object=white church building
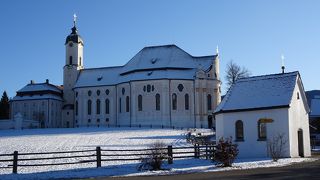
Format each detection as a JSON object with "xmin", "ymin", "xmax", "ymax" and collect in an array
[
  {"xmin": 11, "ymin": 17, "xmax": 221, "ymax": 129},
  {"xmin": 215, "ymin": 71, "xmax": 311, "ymax": 158}
]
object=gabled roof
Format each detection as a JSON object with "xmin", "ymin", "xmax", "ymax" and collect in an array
[
  {"xmin": 215, "ymin": 71, "xmax": 299, "ymax": 114},
  {"xmin": 120, "ymin": 45, "xmax": 215, "ymax": 75},
  {"xmin": 74, "ymin": 45, "xmax": 216, "ymax": 88}
]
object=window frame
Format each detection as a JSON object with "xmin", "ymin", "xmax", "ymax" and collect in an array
[{"xmin": 235, "ymin": 120, "xmax": 244, "ymax": 141}]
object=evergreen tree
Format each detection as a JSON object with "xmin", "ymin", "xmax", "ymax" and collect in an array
[{"xmin": 0, "ymin": 91, "xmax": 10, "ymax": 119}]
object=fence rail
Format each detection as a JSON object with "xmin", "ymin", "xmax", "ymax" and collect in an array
[{"xmin": 0, "ymin": 144, "xmax": 215, "ymax": 174}]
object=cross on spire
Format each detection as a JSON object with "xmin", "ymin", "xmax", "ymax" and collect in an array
[
  {"xmin": 281, "ymin": 54, "xmax": 285, "ymax": 74},
  {"xmin": 73, "ymin": 13, "xmax": 77, "ymax": 27}
]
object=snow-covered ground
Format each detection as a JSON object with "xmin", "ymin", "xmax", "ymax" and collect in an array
[{"xmin": 0, "ymin": 128, "xmax": 316, "ymax": 180}]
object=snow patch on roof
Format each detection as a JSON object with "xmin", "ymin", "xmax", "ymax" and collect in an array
[
  {"xmin": 12, "ymin": 94, "xmax": 63, "ymax": 101},
  {"xmin": 17, "ymin": 83, "xmax": 62, "ymax": 93},
  {"xmin": 215, "ymin": 71, "xmax": 299, "ymax": 113},
  {"xmin": 75, "ymin": 45, "xmax": 216, "ymax": 88}
]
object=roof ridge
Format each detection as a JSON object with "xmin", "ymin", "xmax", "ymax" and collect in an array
[
  {"xmin": 237, "ymin": 71, "xmax": 298, "ymax": 82},
  {"xmin": 83, "ymin": 66, "xmax": 123, "ymax": 71}
]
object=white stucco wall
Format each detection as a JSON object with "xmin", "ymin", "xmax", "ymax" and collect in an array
[
  {"xmin": 10, "ymin": 99, "xmax": 62, "ymax": 128},
  {"xmin": 216, "ymin": 108, "xmax": 291, "ymax": 158},
  {"xmin": 288, "ymin": 79, "xmax": 311, "ymax": 157}
]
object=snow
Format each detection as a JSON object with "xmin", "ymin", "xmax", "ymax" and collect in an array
[
  {"xmin": 17, "ymin": 83, "xmax": 62, "ymax": 94},
  {"xmin": 74, "ymin": 45, "xmax": 216, "ymax": 88},
  {"xmin": 215, "ymin": 72, "xmax": 298, "ymax": 113},
  {"xmin": 0, "ymin": 128, "xmax": 315, "ymax": 179}
]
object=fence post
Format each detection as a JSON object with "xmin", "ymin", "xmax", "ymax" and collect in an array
[
  {"xmin": 194, "ymin": 144, "xmax": 199, "ymax": 158},
  {"xmin": 205, "ymin": 144, "xmax": 208, "ymax": 160},
  {"xmin": 13, "ymin": 151, "xmax": 18, "ymax": 174},
  {"xmin": 167, "ymin": 145, "xmax": 173, "ymax": 164},
  {"xmin": 96, "ymin": 147, "xmax": 101, "ymax": 168}
]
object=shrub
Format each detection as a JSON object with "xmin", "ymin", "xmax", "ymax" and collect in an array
[
  {"xmin": 213, "ymin": 137, "xmax": 239, "ymax": 167},
  {"xmin": 267, "ymin": 133, "xmax": 287, "ymax": 162},
  {"xmin": 137, "ymin": 141, "xmax": 168, "ymax": 171}
]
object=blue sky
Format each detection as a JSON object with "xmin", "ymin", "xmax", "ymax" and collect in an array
[{"xmin": 0, "ymin": 0, "xmax": 319, "ymax": 97}]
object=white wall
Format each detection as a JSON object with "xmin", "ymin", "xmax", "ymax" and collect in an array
[
  {"xmin": 216, "ymin": 108, "xmax": 291, "ymax": 158},
  {"xmin": 288, "ymin": 78, "xmax": 311, "ymax": 157}
]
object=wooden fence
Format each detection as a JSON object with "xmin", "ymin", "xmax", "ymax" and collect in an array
[{"xmin": 0, "ymin": 144, "xmax": 215, "ymax": 174}]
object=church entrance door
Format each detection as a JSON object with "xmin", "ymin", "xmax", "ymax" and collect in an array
[{"xmin": 208, "ymin": 116, "xmax": 213, "ymax": 129}]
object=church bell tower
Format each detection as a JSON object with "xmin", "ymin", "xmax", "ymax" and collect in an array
[{"xmin": 62, "ymin": 14, "xmax": 84, "ymax": 128}]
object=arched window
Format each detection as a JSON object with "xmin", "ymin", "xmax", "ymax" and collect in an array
[
  {"xmin": 235, "ymin": 120, "xmax": 244, "ymax": 141},
  {"xmin": 185, "ymin": 94, "xmax": 189, "ymax": 110},
  {"xmin": 156, "ymin": 94, "xmax": 160, "ymax": 110},
  {"xmin": 207, "ymin": 94, "xmax": 212, "ymax": 110},
  {"xmin": 75, "ymin": 101, "xmax": 78, "ymax": 116},
  {"xmin": 138, "ymin": 95, "xmax": 142, "ymax": 111},
  {"xmin": 69, "ymin": 56, "xmax": 72, "ymax": 65},
  {"xmin": 119, "ymin": 98, "xmax": 122, "ymax": 113},
  {"xmin": 258, "ymin": 119, "xmax": 267, "ymax": 140},
  {"xmin": 172, "ymin": 93, "xmax": 177, "ymax": 110},
  {"xmin": 126, "ymin": 96, "xmax": 130, "ymax": 112},
  {"xmin": 96, "ymin": 99, "xmax": 100, "ymax": 114},
  {"xmin": 105, "ymin": 99, "xmax": 110, "ymax": 114},
  {"xmin": 87, "ymin": 100, "xmax": 92, "ymax": 115}
]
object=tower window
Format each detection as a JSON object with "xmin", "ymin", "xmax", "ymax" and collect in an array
[
  {"xmin": 138, "ymin": 95, "xmax": 143, "ymax": 111},
  {"xmin": 126, "ymin": 96, "xmax": 130, "ymax": 112},
  {"xmin": 69, "ymin": 56, "xmax": 72, "ymax": 65},
  {"xmin": 75, "ymin": 101, "xmax": 78, "ymax": 116},
  {"xmin": 185, "ymin": 94, "xmax": 189, "ymax": 110},
  {"xmin": 172, "ymin": 93, "xmax": 177, "ymax": 110},
  {"xmin": 119, "ymin": 98, "xmax": 122, "ymax": 113},
  {"xmin": 87, "ymin": 100, "xmax": 92, "ymax": 115},
  {"xmin": 79, "ymin": 57, "xmax": 82, "ymax": 66},
  {"xmin": 105, "ymin": 99, "xmax": 110, "ymax": 114},
  {"xmin": 96, "ymin": 99, "xmax": 101, "ymax": 114},
  {"xmin": 207, "ymin": 94, "xmax": 212, "ymax": 110},
  {"xmin": 156, "ymin": 94, "xmax": 160, "ymax": 111}
]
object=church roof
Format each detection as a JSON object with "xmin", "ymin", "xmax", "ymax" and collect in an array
[
  {"xmin": 214, "ymin": 71, "xmax": 300, "ymax": 114},
  {"xmin": 17, "ymin": 82, "xmax": 62, "ymax": 94},
  {"xmin": 12, "ymin": 81, "xmax": 63, "ymax": 101},
  {"xmin": 74, "ymin": 45, "xmax": 216, "ymax": 88}
]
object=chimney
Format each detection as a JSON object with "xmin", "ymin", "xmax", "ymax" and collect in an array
[
  {"xmin": 46, "ymin": 79, "xmax": 49, "ymax": 84},
  {"xmin": 30, "ymin": 80, "xmax": 35, "ymax": 84}
]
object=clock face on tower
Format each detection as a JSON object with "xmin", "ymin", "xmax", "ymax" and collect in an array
[{"xmin": 69, "ymin": 42, "xmax": 73, "ymax": 47}]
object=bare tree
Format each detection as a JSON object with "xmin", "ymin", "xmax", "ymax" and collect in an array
[
  {"xmin": 267, "ymin": 133, "xmax": 288, "ymax": 162},
  {"xmin": 225, "ymin": 60, "xmax": 251, "ymax": 89}
]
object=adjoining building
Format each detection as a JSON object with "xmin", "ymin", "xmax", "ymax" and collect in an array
[
  {"xmin": 215, "ymin": 71, "xmax": 311, "ymax": 158},
  {"xmin": 10, "ymin": 80, "xmax": 63, "ymax": 128},
  {"xmin": 306, "ymin": 90, "xmax": 320, "ymax": 134}
]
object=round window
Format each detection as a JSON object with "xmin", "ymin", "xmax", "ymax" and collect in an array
[
  {"xmin": 97, "ymin": 90, "xmax": 100, "ymax": 96},
  {"xmin": 106, "ymin": 89, "xmax": 110, "ymax": 95},
  {"xmin": 88, "ymin": 90, "xmax": 92, "ymax": 96}
]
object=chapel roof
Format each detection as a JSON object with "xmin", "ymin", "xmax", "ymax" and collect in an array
[{"xmin": 214, "ymin": 71, "xmax": 301, "ymax": 114}]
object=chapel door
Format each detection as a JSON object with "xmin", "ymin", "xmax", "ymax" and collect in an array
[{"xmin": 298, "ymin": 129, "xmax": 304, "ymax": 157}]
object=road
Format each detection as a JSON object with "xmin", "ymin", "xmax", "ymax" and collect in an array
[{"xmin": 96, "ymin": 157, "xmax": 320, "ymax": 180}]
